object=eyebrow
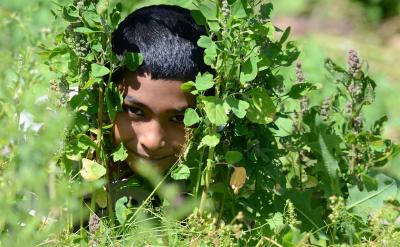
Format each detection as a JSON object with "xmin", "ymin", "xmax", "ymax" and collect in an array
[{"xmin": 123, "ymin": 95, "xmax": 190, "ymax": 113}]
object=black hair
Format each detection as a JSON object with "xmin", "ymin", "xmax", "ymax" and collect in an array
[{"xmin": 112, "ymin": 5, "xmax": 210, "ymax": 82}]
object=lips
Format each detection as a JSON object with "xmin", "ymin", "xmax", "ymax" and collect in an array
[{"xmin": 127, "ymin": 149, "xmax": 173, "ymax": 162}]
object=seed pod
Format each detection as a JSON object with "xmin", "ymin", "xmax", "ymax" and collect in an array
[{"xmin": 230, "ymin": 167, "xmax": 247, "ymax": 194}]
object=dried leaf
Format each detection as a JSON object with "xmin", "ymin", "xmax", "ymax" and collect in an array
[{"xmin": 230, "ymin": 167, "xmax": 247, "ymax": 194}]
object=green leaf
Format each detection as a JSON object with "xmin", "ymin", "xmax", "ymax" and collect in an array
[
  {"xmin": 115, "ymin": 196, "xmax": 130, "ymax": 225},
  {"xmin": 287, "ymin": 82, "xmax": 315, "ymax": 99},
  {"xmin": 197, "ymin": 35, "xmax": 213, "ymax": 48},
  {"xmin": 315, "ymin": 118, "xmax": 341, "ymax": 195},
  {"xmin": 199, "ymin": 134, "xmax": 220, "ymax": 149},
  {"xmin": 230, "ymin": 0, "xmax": 248, "ymax": 18},
  {"xmin": 197, "ymin": 36, "xmax": 217, "ymax": 65},
  {"xmin": 202, "ymin": 96, "xmax": 228, "ymax": 126},
  {"xmin": 82, "ymin": 10, "xmax": 101, "ymax": 28},
  {"xmin": 124, "ymin": 52, "xmax": 144, "ymax": 71},
  {"xmin": 195, "ymin": 72, "xmax": 214, "ymax": 91},
  {"xmin": 80, "ymin": 158, "xmax": 106, "ymax": 182},
  {"xmin": 240, "ymin": 55, "xmax": 258, "ymax": 83},
  {"xmin": 191, "ymin": 9, "xmax": 206, "ymax": 25},
  {"xmin": 77, "ymin": 134, "xmax": 97, "ymax": 149},
  {"xmin": 347, "ymin": 173, "xmax": 397, "ymax": 221},
  {"xmin": 259, "ymin": 3, "xmax": 273, "ymax": 20},
  {"xmin": 225, "ymin": 151, "xmax": 243, "ymax": 164},
  {"xmin": 225, "ymin": 97, "xmax": 249, "ymax": 119},
  {"xmin": 245, "ymin": 88, "xmax": 276, "ymax": 124},
  {"xmin": 198, "ymin": 0, "xmax": 218, "ymax": 20},
  {"xmin": 96, "ymin": 0, "xmax": 109, "ymax": 14},
  {"xmin": 171, "ymin": 164, "xmax": 190, "ymax": 180},
  {"xmin": 112, "ymin": 143, "xmax": 128, "ymax": 162},
  {"xmin": 74, "ymin": 27, "xmax": 96, "ymax": 34},
  {"xmin": 91, "ymin": 63, "xmax": 110, "ymax": 77},
  {"xmin": 361, "ymin": 174, "xmax": 378, "ymax": 191},
  {"xmin": 184, "ymin": 108, "xmax": 200, "ymax": 126},
  {"xmin": 180, "ymin": 81, "xmax": 195, "ymax": 92},
  {"xmin": 279, "ymin": 26, "xmax": 291, "ymax": 44},
  {"xmin": 105, "ymin": 81, "xmax": 123, "ymax": 121}
]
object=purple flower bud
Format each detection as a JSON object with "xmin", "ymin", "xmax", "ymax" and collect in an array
[
  {"xmin": 295, "ymin": 61, "xmax": 305, "ymax": 84},
  {"xmin": 354, "ymin": 115, "xmax": 362, "ymax": 131},
  {"xmin": 348, "ymin": 49, "xmax": 361, "ymax": 78},
  {"xmin": 300, "ymin": 96, "xmax": 309, "ymax": 114},
  {"xmin": 222, "ymin": 0, "xmax": 230, "ymax": 18}
]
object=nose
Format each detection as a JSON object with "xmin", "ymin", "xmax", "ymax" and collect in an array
[{"xmin": 138, "ymin": 120, "xmax": 166, "ymax": 152}]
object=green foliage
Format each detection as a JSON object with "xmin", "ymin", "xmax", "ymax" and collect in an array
[{"xmin": 1, "ymin": 0, "xmax": 400, "ymax": 246}]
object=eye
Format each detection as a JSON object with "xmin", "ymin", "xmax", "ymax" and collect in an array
[
  {"xmin": 171, "ymin": 114, "xmax": 184, "ymax": 124},
  {"xmin": 124, "ymin": 105, "xmax": 144, "ymax": 117}
]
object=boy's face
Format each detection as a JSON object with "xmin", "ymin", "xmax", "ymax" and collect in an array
[{"xmin": 112, "ymin": 71, "xmax": 195, "ymax": 172}]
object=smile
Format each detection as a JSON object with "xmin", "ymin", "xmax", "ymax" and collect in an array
[{"xmin": 128, "ymin": 150, "xmax": 172, "ymax": 162}]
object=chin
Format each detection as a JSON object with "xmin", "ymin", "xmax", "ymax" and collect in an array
[{"xmin": 126, "ymin": 153, "xmax": 177, "ymax": 175}]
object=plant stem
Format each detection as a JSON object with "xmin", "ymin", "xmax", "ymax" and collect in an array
[
  {"xmin": 198, "ymin": 129, "xmax": 216, "ymax": 216},
  {"xmin": 194, "ymin": 150, "xmax": 205, "ymax": 198}
]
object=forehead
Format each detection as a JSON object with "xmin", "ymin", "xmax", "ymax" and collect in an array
[{"xmin": 121, "ymin": 72, "xmax": 195, "ymax": 112}]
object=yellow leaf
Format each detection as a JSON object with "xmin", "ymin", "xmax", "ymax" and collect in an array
[
  {"xmin": 80, "ymin": 158, "xmax": 106, "ymax": 182},
  {"xmin": 230, "ymin": 167, "xmax": 247, "ymax": 194}
]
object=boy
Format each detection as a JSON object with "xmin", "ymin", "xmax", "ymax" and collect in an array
[{"xmin": 111, "ymin": 5, "xmax": 210, "ymax": 174}]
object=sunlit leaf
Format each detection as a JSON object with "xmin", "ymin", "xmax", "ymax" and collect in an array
[
  {"xmin": 202, "ymin": 96, "xmax": 228, "ymax": 126},
  {"xmin": 91, "ymin": 63, "xmax": 110, "ymax": 77},
  {"xmin": 195, "ymin": 72, "xmax": 214, "ymax": 91},
  {"xmin": 112, "ymin": 143, "xmax": 128, "ymax": 162},
  {"xmin": 80, "ymin": 158, "xmax": 106, "ymax": 182},
  {"xmin": 198, "ymin": 134, "xmax": 220, "ymax": 149},
  {"xmin": 184, "ymin": 108, "xmax": 200, "ymax": 126},
  {"xmin": 171, "ymin": 164, "xmax": 190, "ymax": 180}
]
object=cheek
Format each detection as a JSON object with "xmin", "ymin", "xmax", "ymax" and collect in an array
[
  {"xmin": 166, "ymin": 125, "xmax": 186, "ymax": 148},
  {"xmin": 112, "ymin": 113, "xmax": 136, "ymax": 144}
]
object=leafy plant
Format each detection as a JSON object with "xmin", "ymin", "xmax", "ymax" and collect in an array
[{"xmin": 1, "ymin": 0, "xmax": 399, "ymax": 246}]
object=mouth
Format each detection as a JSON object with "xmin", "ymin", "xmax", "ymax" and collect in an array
[{"xmin": 128, "ymin": 150, "xmax": 173, "ymax": 162}]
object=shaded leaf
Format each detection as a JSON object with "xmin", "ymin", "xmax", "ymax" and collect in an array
[
  {"xmin": 198, "ymin": 0, "xmax": 218, "ymax": 20},
  {"xmin": 124, "ymin": 52, "xmax": 144, "ymax": 71},
  {"xmin": 115, "ymin": 196, "xmax": 129, "ymax": 225},
  {"xmin": 245, "ymin": 88, "xmax": 276, "ymax": 124},
  {"xmin": 240, "ymin": 55, "xmax": 258, "ymax": 83},
  {"xmin": 347, "ymin": 173, "xmax": 397, "ymax": 221},
  {"xmin": 225, "ymin": 97, "xmax": 249, "ymax": 118},
  {"xmin": 225, "ymin": 151, "xmax": 243, "ymax": 164}
]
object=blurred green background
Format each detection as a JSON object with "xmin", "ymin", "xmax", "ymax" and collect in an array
[{"xmin": 1, "ymin": 0, "xmax": 399, "ymax": 177}]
